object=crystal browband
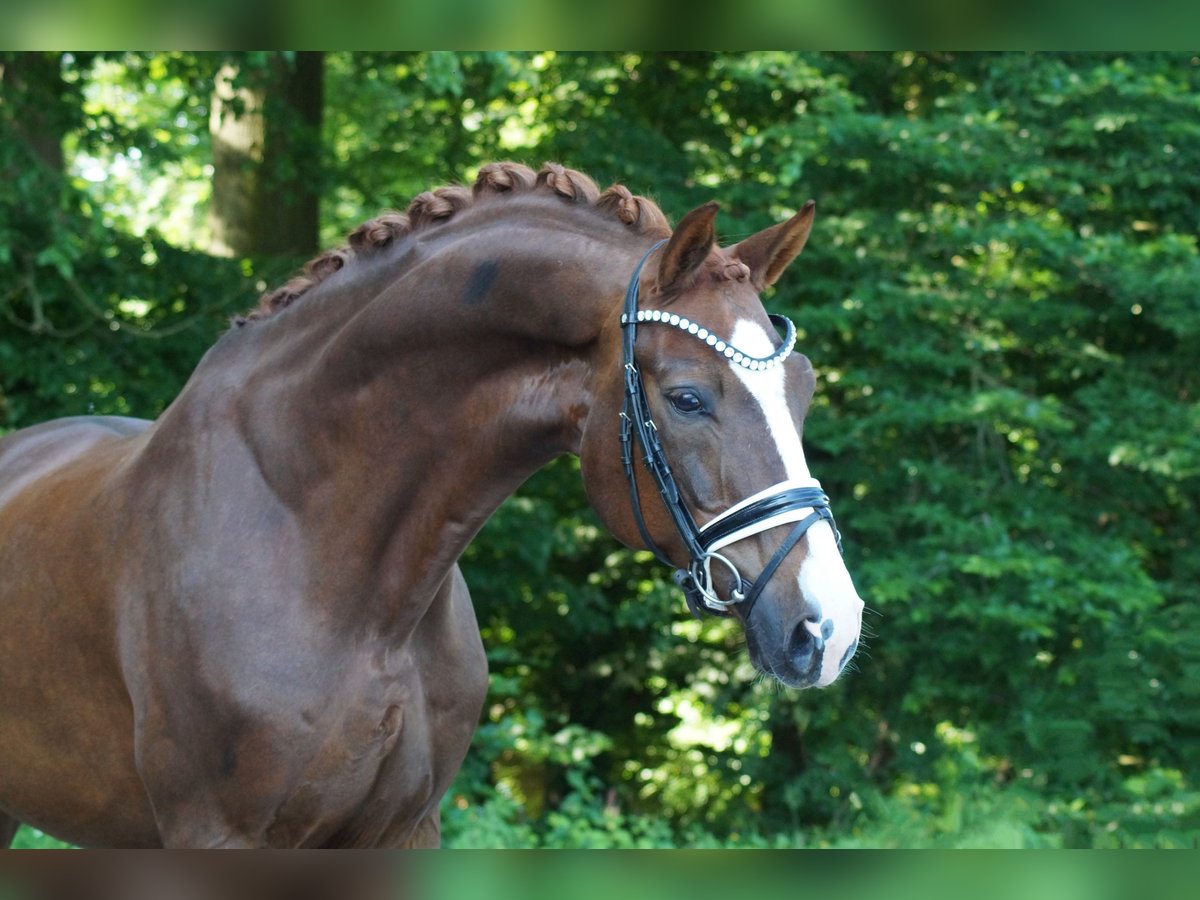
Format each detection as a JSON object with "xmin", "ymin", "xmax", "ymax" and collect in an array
[{"xmin": 619, "ymin": 310, "xmax": 797, "ymax": 371}]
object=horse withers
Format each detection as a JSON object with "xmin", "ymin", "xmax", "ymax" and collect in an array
[{"xmin": 0, "ymin": 163, "xmax": 864, "ymax": 847}]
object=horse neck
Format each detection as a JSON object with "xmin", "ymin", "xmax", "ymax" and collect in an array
[{"xmin": 206, "ymin": 204, "xmax": 646, "ymax": 595}]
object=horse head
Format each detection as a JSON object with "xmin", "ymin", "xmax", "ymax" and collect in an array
[{"xmin": 581, "ymin": 199, "xmax": 864, "ymax": 689}]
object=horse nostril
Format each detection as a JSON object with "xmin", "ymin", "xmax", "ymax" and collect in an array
[{"xmin": 788, "ymin": 617, "xmax": 825, "ymax": 672}]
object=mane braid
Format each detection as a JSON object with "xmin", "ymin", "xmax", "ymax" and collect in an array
[{"xmin": 236, "ymin": 162, "xmax": 672, "ymax": 325}]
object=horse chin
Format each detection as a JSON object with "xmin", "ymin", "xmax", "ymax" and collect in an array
[
  {"xmin": 756, "ymin": 657, "xmax": 823, "ymax": 689},
  {"xmin": 744, "ymin": 638, "xmax": 824, "ymax": 690}
]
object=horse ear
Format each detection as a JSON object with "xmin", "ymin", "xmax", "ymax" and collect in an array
[
  {"xmin": 729, "ymin": 200, "xmax": 816, "ymax": 290},
  {"xmin": 656, "ymin": 201, "xmax": 718, "ymax": 296}
]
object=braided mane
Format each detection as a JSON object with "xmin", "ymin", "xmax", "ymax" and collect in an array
[{"xmin": 237, "ymin": 162, "xmax": 673, "ymax": 325}]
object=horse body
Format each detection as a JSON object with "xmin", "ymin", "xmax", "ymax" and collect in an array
[
  {"xmin": 0, "ymin": 347, "xmax": 490, "ymax": 848},
  {"xmin": 0, "ymin": 163, "xmax": 863, "ymax": 847}
]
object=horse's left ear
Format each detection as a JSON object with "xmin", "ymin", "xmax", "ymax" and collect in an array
[
  {"xmin": 728, "ymin": 200, "xmax": 816, "ymax": 291},
  {"xmin": 657, "ymin": 201, "xmax": 719, "ymax": 296}
]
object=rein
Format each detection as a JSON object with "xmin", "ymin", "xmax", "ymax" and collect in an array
[{"xmin": 618, "ymin": 241, "xmax": 843, "ymax": 620}]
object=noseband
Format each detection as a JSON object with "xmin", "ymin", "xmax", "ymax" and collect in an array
[{"xmin": 618, "ymin": 241, "xmax": 843, "ymax": 620}]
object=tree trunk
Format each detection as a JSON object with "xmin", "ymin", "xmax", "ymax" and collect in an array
[
  {"xmin": 208, "ymin": 52, "xmax": 323, "ymax": 260},
  {"xmin": 0, "ymin": 52, "xmax": 69, "ymax": 175}
]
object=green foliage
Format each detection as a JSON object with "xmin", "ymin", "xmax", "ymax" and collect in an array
[
  {"xmin": 10, "ymin": 826, "xmax": 71, "ymax": 849},
  {"xmin": 0, "ymin": 55, "xmax": 263, "ymax": 430},
  {"xmin": 2, "ymin": 52, "xmax": 1198, "ymax": 849}
]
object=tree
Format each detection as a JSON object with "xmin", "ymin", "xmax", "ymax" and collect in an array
[
  {"xmin": 209, "ymin": 52, "xmax": 324, "ymax": 260},
  {"xmin": 0, "ymin": 52, "xmax": 74, "ymax": 175},
  {"xmin": 0, "ymin": 53, "xmax": 252, "ymax": 431}
]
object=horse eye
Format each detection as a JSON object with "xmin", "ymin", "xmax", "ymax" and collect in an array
[{"xmin": 668, "ymin": 390, "xmax": 705, "ymax": 415}]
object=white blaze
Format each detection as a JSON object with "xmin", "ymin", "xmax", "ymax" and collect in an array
[{"xmin": 729, "ymin": 320, "xmax": 864, "ymax": 686}]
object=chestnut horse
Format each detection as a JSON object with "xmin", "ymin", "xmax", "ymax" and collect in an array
[{"xmin": 0, "ymin": 163, "xmax": 863, "ymax": 848}]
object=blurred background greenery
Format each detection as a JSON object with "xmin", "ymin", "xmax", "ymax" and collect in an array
[{"xmin": 2, "ymin": 51, "xmax": 1198, "ymax": 849}]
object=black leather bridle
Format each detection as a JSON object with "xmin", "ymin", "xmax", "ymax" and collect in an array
[{"xmin": 618, "ymin": 240, "xmax": 843, "ymax": 620}]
